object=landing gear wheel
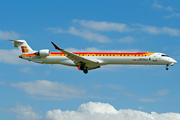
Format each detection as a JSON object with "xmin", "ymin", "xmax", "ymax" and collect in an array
[
  {"xmin": 166, "ymin": 67, "xmax": 168, "ymax": 70},
  {"xmin": 83, "ymin": 69, "xmax": 88, "ymax": 74}
]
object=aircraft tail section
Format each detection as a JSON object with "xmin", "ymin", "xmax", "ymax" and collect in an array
[{"xmin": 7, "ymin": 39, "xmax": 35, "ymax": 54}]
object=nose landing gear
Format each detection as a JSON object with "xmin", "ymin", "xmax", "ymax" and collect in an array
[{"xmin": 166, "ymin": 64, "xmax": 169, "ymax": 70}]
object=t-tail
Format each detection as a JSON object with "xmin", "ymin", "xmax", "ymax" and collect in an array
[{"xmin": 6, "ymin": 39, "xmax": 35, "ymax": 54}]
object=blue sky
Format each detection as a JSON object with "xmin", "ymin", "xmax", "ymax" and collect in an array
[{"xmin": 0, "ymin": 0, "xmax": 180, "ymax": 120}]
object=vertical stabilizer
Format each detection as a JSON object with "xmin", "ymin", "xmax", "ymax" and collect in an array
[{"xmin": 7, "ymin": 39, "xmax": 34, "ymax": 54}]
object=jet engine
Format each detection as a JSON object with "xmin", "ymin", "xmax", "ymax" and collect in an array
[{"xmin": 35, "ymin": 49, "xmax": 50, "ymax": 57}]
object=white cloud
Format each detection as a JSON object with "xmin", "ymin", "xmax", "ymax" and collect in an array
[
  {"xmin": 72, "ymin": 19, "xmax": 133, "ymax": 32},
  {"xmin": 0, "ymin": 30, "xmax": 19, "ymax": 39},
  {"xmin": 77, "ymin": 102, "xmax": 118, "ymax": 114},
  {"xmin": 164, "ymin": 13, "xmax": 180, "ymax": 18},
  {"xmin": 162, "ymin": 27, "xmax": 180, "ymax": 36},
  {"xmin": 47, "ymin": 26, "xmax": 111, "ymax": 43},
  {"xmin": 118, "ymin": 36, "xmax": 134, "ymax": 43},
  {"xmin": 10, "ymin": 80, "xmax": 87, "ymax": 100},
  {"xmin": 68, "ymin": 27, "xmax": 111, "ymax": 43},
  {"xmin": 45, "ymin": 102, "xmax": 180, "ymax": 120},
  {"xmin": 155, "ymin": 89, "xmax": 170, "ymax": 96},
  {"xmin": 5, "ymin": 102, "xmax": 180, "ymax": 120},
  {"xmin": 11, "ymin": 104, "xmax": 42, "ymax": 120},
  {"xmin": 135, "ymin": 24, "xmax": 180, "ymax": 36},
  {"xmin": 47, "ymin": 20, "xmax": 180, "ymax": 44},
  {"xmin": 139, "ymin": 98, "xmax": 161, "ymax": 102},
  {"xmin": 152, "ymin": 2, "xmax": 173, "ymax": 11},
  {"xmin": 0, "ymin": 49, "xmax": 32, "ymax": 64}
]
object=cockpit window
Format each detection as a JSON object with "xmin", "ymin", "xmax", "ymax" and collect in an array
[{"xmin": 161, "ymin": 54, "xmax": 169, "ymax": 57}]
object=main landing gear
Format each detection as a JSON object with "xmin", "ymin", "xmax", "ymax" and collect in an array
[
  {"xmin": 80, "ymin": 63, "xmax": 88, "ymax": 74},
  {"xmin": 166, "ymin": 64, "xmax": 169, "ymax": 70}
]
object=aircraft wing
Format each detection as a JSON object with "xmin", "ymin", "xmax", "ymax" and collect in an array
[{"xmin": 51, "ymin": 42, "xmax": 100, "ymax": 70}]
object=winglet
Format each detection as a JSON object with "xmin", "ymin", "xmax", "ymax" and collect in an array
[{"xmin": 51, "ymin": 42, "xmax": 62, "ymax": 50}]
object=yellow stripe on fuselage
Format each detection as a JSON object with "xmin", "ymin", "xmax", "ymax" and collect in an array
[{"xmin": 22, "ymin": 52, "xmax": 155, "ymax": 57}]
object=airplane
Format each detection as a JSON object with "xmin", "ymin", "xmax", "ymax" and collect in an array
[{"xmin": 7, "ymin": 39, "xmax": 177, "ymax": 74}]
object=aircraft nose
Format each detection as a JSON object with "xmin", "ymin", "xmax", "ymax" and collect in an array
[
  {"xmin": 169, "ymin": 58, "xmax": 177, "ymax": 66},
  {"xmin": 174, "ymin": 59, "xmax": 177, "ymax": 63},
  {"xmin": 169, "ymin": 58, "xmax": 177, "ymax": 63}
]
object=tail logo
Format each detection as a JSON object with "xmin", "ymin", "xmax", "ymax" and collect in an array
[{"xmin": 21, "ymin": 46, "xmax": 29, "ymax": 53}]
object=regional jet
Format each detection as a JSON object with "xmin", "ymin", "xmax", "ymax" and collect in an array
[{"xmin": 7, "ymin": 39, "xmax": 177, "ymax": 74}]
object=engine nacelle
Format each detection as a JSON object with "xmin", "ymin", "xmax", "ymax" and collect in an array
[{"xmin": 35, "ymin": 49, "xmax": 50, "ymax": 57}]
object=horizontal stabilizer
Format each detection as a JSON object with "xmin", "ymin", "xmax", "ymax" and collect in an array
[{"xmin": 6, "ymin": 39, "xmax": 24, "ymax": 43}]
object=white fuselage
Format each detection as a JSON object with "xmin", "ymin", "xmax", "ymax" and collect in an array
[{"xmin": 22, "ymin": 52, "xmax": 177, "ymax": 67}]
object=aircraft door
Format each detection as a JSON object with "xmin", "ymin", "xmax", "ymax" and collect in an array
[{"xmin": 152, "ymin": 55, "xmax": 157, "ymax": 62}]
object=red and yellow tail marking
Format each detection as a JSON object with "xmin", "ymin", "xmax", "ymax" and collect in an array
[{"xmin": 21, "ymin": 46, "xmax": 29, "ymax": 53}]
